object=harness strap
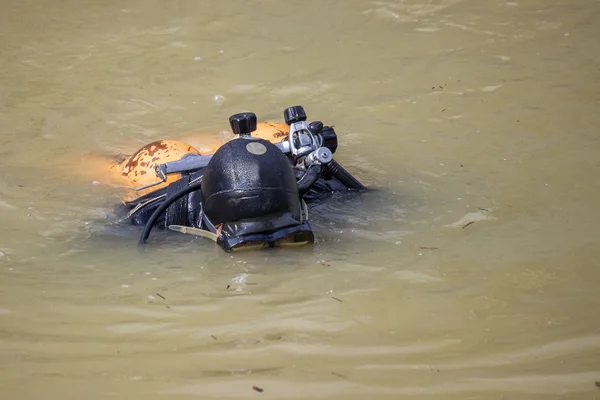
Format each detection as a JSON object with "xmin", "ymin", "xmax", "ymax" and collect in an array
[{"xmin": 165, "ymin": 176, "xmax": 190, "ymax": 227}]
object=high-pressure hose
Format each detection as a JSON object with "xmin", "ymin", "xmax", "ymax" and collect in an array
[
  {"xmin": 323, "ymin": 159, "xmax": 366, "ymax": 190},
  {"xmin": 139, "ymin": 179, "xmax": 203, "ymax": 245},
  {"xmin": 297, "ymin": 164, "xmax": 322, "ymax": 195}
]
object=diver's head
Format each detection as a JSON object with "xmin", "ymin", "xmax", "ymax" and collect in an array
[{"xmin": 201, "ymin": 112, "xmax": 314, "ymax": 252}]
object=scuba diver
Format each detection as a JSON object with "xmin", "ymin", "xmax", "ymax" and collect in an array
[{"xmin": 112, "ymin": 105, "xmax": 366, "ymax": 252}]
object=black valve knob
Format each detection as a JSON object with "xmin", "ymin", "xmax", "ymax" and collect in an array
[
  {"xmin": 229, "ymin": 112, "xmax": 257, "ymax": 135},
  {"xmin": 320, "ymin": 126, "xmax": 338, "ymax": 154},
  {"xmin": 284, "ymin": 106, "xmax": 307, "ymax": 125},
  {"xmin": 308, "ymin": 121, "xmax": 323, "ymax": 134}
]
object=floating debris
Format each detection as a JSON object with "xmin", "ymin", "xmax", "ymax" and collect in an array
[
  {"xmin": 462, "ymin": 221, "xmax": 475, "ymax": 229},
  {"xmin": 444, "ymin": 207, "xmax": 496, "ymax": 228},
  {"xmin": 156, "ymin": 293, "xmax": 170, "ymax": 309}
]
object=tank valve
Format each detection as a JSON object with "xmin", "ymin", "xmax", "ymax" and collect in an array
[
  {"xmin": 305, "ymin": 147, "xmax": 333, "ymax": 166},
  {"xmin": 229, "ymin": 112, "xmax": 257, "ymax": 138},
  {"xmin": 283, "ymin": 105, "xmax": 318, "ymax": 157}
]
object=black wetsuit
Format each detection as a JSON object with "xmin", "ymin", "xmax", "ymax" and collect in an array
[{"xmin": 117, "ymin": 169, "xmax": 348, "ymax": 231}]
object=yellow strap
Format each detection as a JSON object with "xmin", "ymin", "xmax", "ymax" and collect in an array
[{"xmin": 168, "ymin": 225, "xmax": 218, "ymax": 242}]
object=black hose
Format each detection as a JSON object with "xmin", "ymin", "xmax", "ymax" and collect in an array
[
  {"xmin": 139, "ymin": 179, "xmax": 204, "ymax": 245},
  {"xmin": 297, "ymin": 164, "xmax": 322, "ymax": 195},
  {"xmin": 323, "ymin": 159, "xmax": 366, "ymax": 190}
]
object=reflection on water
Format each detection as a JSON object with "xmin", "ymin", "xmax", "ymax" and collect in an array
[{"xmin": 1, "ymin": 0, "xmax": 600, "ymax": 398}]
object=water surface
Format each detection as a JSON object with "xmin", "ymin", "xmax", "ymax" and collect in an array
[{"xmin": 1, "ymin": 0, "xmax": 599, "ymax": 399}]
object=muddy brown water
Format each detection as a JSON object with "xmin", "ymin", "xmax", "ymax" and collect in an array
[{"xmin": 1, "ymin": 0, "xmax": 599, "ymax": 399}]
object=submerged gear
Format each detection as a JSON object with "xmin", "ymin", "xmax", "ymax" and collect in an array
[{"xmin": 118, "ymin": 106, "xmax": 366, "ymax": 252}]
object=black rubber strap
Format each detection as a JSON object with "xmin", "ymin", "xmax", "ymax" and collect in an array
[{"xmin": 165, "ymin": 177, "xmax": 190, "ymax": 227}]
